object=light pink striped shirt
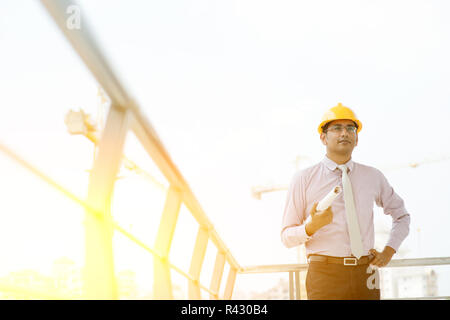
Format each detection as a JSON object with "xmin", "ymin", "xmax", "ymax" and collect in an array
[{"xmin": 281, "ymin": 156, "xmax": 410, "ymax": 257}]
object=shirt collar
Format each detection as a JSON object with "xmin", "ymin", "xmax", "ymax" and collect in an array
[{"xmin": 322, "ymin": 155, "xmax": 354, "ymax": 172}]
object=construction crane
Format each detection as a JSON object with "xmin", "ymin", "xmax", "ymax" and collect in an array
[{"xmin": 64, "ymin": 87, "xmax": 167, "ymax": 191}]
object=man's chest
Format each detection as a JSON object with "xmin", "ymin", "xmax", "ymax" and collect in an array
[{"xmin": 304, "ymin": 172, "xmax": 379, "ymax": 215}]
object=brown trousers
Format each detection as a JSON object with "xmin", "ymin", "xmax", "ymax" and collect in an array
[{"xmin": 306, "ymin": 261, "xmax": 381, "ymax": 300}]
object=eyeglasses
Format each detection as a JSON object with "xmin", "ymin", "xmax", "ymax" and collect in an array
[{"xmin": 325, "ymin": 125, "xmax": 357, "ymax": 134}]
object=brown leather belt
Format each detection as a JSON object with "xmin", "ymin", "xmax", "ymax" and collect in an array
[{"xmin": 308, "ymin": 254, "xmax": 374, "ymax": 266}]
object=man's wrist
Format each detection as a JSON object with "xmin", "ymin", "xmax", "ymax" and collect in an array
[
  {"xmin": 305, "ymin": 221, "xmax": 316, "ymax": 236},
  {"xmin": 383, "ymin": 246, "xmax": 396, "ymax": 256}
]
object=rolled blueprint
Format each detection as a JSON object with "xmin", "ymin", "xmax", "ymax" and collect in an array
[{"xmin": 316, "ymin": 186, "xmax": 341, "ymax": 211}]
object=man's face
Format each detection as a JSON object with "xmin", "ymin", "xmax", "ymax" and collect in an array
[{"xmin": 320, "ymin": 119, "xmax": 358, "ymax": 155}]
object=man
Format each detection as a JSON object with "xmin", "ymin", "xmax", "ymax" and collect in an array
[{"xmin": 281, "ymin": 103, "xmax": 410, "ymax": 300}]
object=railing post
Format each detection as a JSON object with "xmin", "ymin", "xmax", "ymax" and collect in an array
[
  {"xmin": 224, "ymin": 267, "xmax": 237, "ymax": 300},
  {"xmin": 210, "ymin": 252, "xmax": 226, "ymax": 299},
  {"xmin": 294, "ymin": 271, "xmax": 301, "ymax": 300},
  {"xmin": 188, "ymin": 227, "xmax": 209, "ymax": 299},
  {"xmin": 153, "ymin": 186, "xmax": 182, "ymax": 299},
  {"xmin": 289, "ymin": 272, "xmax": 294, "ymax": 300},
  {"xmin": 299, "ymin": 270, "xmax": 307, "ymax": 299},
  {"xmin": 84, "ymin": 106, "xmax": 130, "ymax": 299}
]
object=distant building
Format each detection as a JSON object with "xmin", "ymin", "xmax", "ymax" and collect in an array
[
  {"xmin": 246, "ymin": 278, "xmax": 289, "ymax": 300},
  {"xmin": 52, "ymin": 257, "xmax": 83, "ymax": 298},
  {"xmin": 375, "ymin": 217, "xmax": 438, "ymax": 299},
  {"xmin": 381, "ymin": 267, "xmax": 438, "ymax": 299},
  {"xmin": 0, "ymin": 269, "xmax": 54, "ymax": 299},
  {"xmin": 117, "ymin": 270, "xmax": 138, "ymax": 299}
]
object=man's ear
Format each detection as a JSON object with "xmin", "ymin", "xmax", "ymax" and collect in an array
[
  {"xmin": 320, "ymin": 132, "xmax": 327, "ymax": 146},
  {"xmin": 355, "ymin": 134, "xmax": 358, "ymax": 147}
]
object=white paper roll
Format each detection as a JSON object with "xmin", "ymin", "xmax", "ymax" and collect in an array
[{"xmin": 316, "ymin": 186, "xmax": 341, "ymax": 211}]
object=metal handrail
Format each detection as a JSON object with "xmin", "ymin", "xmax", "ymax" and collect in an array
[
  {"xmin": 241, "ymin": 263, "xmax": 308, "ymax": 274},
  {"xmin": 40, "ymin": 0, "xmax": 241, "ymax": 272},
  {"xmin": 0, "ymin": 0, "xmax": 247, "ymax": 300},
  {"xmin": 239, "ymin": 257, "xmax": 450, "ymax": 300},
  {"xmin": 240, "ymin": 257, "xmax": 450, "ymax": 274}
]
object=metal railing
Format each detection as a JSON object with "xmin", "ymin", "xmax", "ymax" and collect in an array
[
  {"xmin": 41, "ymin": 0, "xmax": 243, "ymax": 300},
  {"xmin": 1, "ymin": 0, "xmax": 241, "ymax": 300},
  {"xmin": 0, "ymin": 0, "xmax": 449, "ymax": 300},
  {"xmin": 240, "ymin": 257, "xmax": 450, "ymax": 300}
]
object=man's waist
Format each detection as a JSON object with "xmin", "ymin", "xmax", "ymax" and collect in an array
[{"xmin": 308, "ymin": 254, "xmax": 374, "ymax": 266}]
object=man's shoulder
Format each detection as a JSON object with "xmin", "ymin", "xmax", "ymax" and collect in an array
[
  {"xmin": 353, "ymin": 161, "xmax": 385, "ymax": 177},
  {"xmin": 291, "ymin": 162, "xmax": 323, "ymax": 181}
]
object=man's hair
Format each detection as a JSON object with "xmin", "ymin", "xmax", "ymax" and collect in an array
[{"xmin": 322, "ymin": 122, "xmax": 331, "ymax": 133}]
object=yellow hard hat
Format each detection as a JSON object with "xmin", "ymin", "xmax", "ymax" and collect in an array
[{"xmin": 318, "ymin": 103, "xmax": 362, "ymax": 134}]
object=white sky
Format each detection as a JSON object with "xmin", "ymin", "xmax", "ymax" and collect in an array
[{"xmin": 0, "ymin": 0, "xmax": 449, "ymax": 297}]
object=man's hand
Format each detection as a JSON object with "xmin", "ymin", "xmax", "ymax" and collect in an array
[
  {"xmin": 369, "ymin": 246, "xmax": 396, "ymax": 267},
  {"xmin": 305, "ymin": 203, "xmax": 333, "ymax": 236}
]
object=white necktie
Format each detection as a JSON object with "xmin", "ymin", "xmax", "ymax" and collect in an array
[{"xmin": 338, "ymin": 164, "xmax": 364, "ymax": 259}]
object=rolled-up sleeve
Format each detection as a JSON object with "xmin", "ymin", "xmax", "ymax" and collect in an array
[
  {"xmin": 281, "ymin": 171, "xmax": 312, "ymax": 248},
  {"xmin": 375, "ymin": 170, "xmax": 411, "ymax": 252}
]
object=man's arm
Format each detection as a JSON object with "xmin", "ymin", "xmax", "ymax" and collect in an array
[
  {"xmin": 281, "ymin": 172, "xmax": 310, "ymax": 248},
  {"xmin": 372, "ymin": 170, "xmax": 411, "ymax": 266},
  {"xmin": 282, "ymin": 201, "xmax": 333, "ymax": 248}
]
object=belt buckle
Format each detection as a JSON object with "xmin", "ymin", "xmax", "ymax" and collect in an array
[{"xmin": 343, "ymin": 257, "xmax": 357, "ymax": 266}]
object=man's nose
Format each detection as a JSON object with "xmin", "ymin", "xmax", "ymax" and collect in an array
[{"xmin": 340, "ymin": 129, "xmax": 349, "ymax": 137}]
